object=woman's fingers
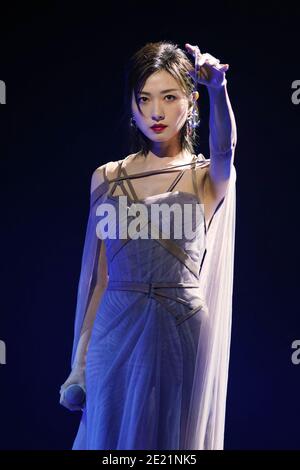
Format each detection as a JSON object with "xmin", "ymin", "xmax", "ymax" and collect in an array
[
  {"xmin": 185, "ymin": 44, "xmax": 226, "ymax": 70},
  {"xmin": 59, "ymin": 388, "xmax": 82, "ymax": 411},
  {"xmin": 185, "ymin": 44, "xmax": 203, "ymax": 60},
  {"xmin": 220, "ymin": 64, "xmax": 230, "ymax": 71},
  {"xmin": 204, "ymin": 52, "xmax": 220, "ymax": 65}
]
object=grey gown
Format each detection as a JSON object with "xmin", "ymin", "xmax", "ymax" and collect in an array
[{"xmin": 72, "ymin": 154, "xmax": 222, "ymax": 450}]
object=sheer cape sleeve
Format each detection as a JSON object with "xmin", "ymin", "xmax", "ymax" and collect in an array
[
  {"xmin": 70, "ymin": 173, "xmax": 109, "ymax": 369},
  {"xmin": 185, "ymin": 160, "xmax": 237, "ymax": 449}
]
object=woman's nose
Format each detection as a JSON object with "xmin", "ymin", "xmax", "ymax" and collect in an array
[
  {"xmin": 152, "ymin": 111, "xmax": 165, "ymax": 121},
  {"xmin": 151, "ymin": 103, "xmax": 165, "ymax": 121}
]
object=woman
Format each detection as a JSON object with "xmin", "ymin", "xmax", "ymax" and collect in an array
[{"xmin": 59, "ymin": 40, "xmax": 237, "ymax": 450}]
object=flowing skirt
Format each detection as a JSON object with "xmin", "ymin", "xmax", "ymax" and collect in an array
[{"xmin": 72, "ymin": 286, "xmax": 204, "ymax": 450}]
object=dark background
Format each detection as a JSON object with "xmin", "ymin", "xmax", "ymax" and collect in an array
[{"xmin": 0, "ymin": 0, "xmax": 299, "ymax": 450}]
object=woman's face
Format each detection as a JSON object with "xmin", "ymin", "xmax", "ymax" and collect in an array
[{"xmin": 131, "ymin": 70, "xmax": 192, "ymax": 143}]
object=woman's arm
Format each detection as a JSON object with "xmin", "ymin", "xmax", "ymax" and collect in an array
[
  {"xmin": 207, "ymin": 81, "xmax": 237, "ymax": 183},
  {"xmin": 71, "ymin": 247, "xmax": 108, "ymax": 369},
  {"xmin": 60, "ymin": 167, "xmax": 109, "ymax": 411},
  {"xmin": 71, "ymin": 167, "xmax": 109, "ymax": 369},
  {"xmin": 200, "ymin": 83, "xmax": 237, "ymax": 226},
  {"xmin": 184, "ymin": 43, "xmax": 237, "ymax": 228},
  {"xmin": 184, "ymin": 43, "xmax": 237, "ymax": 195}
]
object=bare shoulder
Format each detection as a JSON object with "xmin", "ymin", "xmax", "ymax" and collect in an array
[
  {"xmin": 90, "ymin": 164, "xmax": 106, "ymax": 194},
  {"xmin": 90, "ymin": 154, "xmax": 138, "ymax": 194},
  {"xmin": 90, "ymin": 161, "xmax": 120, "ymax": 195}
]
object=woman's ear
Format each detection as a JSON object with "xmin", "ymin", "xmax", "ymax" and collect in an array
[
  {"xmin": 188, "ymin": 91, "xmax": 199, "ymax": 105},
  {"xmin": 187, "ymin": 91, "xmax": 199, "ymax": 117},
  {"xmin": 193, "ymin": 91, "xmax": 199, "ymax": 101}
]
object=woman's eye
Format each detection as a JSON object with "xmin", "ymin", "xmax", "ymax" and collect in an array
[
  {"xmin": 165, "ymin": 95, "xmax": 176, "ymax": 101},
  {"xmin": 138, "ymin": 95, "xmax": 176, "ymax": 103}
]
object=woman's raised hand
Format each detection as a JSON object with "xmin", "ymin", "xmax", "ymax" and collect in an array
[{"xmin": 185, "ymin": 43, "xmax": 229, "ymax": 89}]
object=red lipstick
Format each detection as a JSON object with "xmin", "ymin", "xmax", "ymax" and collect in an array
[{"xmin": 151, "ymin": 124, "xmax": 167, "ymax": 133}]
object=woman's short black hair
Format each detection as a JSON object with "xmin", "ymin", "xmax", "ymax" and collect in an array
[{"xmin": 121, "ymin": 40, "xmax": 200, "ymax": 156}]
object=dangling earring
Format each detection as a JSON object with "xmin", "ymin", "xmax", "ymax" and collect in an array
[
  {"xmin": 186, "ymin": 106, "xmax": 197, "ymax": 135},
  {"xmin": 187, "ymin": 95, "xmax": 200, "ymax": 134},
  {"xmin": 130, "ymin": 116, "xmax": 137, "ymax": 128},
  {"xmin": 186, "ymin": 115, "xmax": 193, "ymax": 136}
]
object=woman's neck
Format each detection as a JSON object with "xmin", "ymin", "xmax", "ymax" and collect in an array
[{"xmin": 144, "ymin": 149, "xmax": 195, "ymax": 168}]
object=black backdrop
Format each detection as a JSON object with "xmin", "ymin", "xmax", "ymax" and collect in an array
[{"xmin": 0, "ymin": 0, "xmax": 300, "ymax": 450}]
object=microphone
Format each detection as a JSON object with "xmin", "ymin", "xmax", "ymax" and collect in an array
[{"xmin": 64, "ymin": 384, "xmax": 86, "ymax": 408}]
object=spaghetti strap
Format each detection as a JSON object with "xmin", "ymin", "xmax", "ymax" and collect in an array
[
  {"xmin": 118, "ymin": 160, "xmax": 135, "ymax": 201},
  {"xmin": 108, "ymin": 160, "xmax": 123, "ymax": 197},
  {"xmin": 121, "ymin": 166, "xmax": 139, "ymax": 202},
  {"xmin": 206, "ymin": 196, "xmax": 225, "ymax": 233},
  {"xmin": 166, "ymin": 169, "xmax": 186, "ymax": 192},
  {"xmin": 191, "ymin": 159, "xmax": 201, "ymax": 202},
  {"xmin": 102, "ymin": 163, "xmax": 109, "ymax": 183},
  {"xmin": 107, "ymin": 154, "xmax": 200, "ymax": 202},
  {"xmin": 109, "ymin": 154, "xmax": 200, "ymax": 183}
]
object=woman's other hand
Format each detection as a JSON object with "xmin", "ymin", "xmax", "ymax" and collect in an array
[{"xmin": 59, "ymin": 365, "xmax": 86, "ymax": 411}]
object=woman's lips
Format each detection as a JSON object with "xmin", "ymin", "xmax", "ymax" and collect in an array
[{"xmin": 151, "ymin": 126, "xmax": 167, "ymax": 133}]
